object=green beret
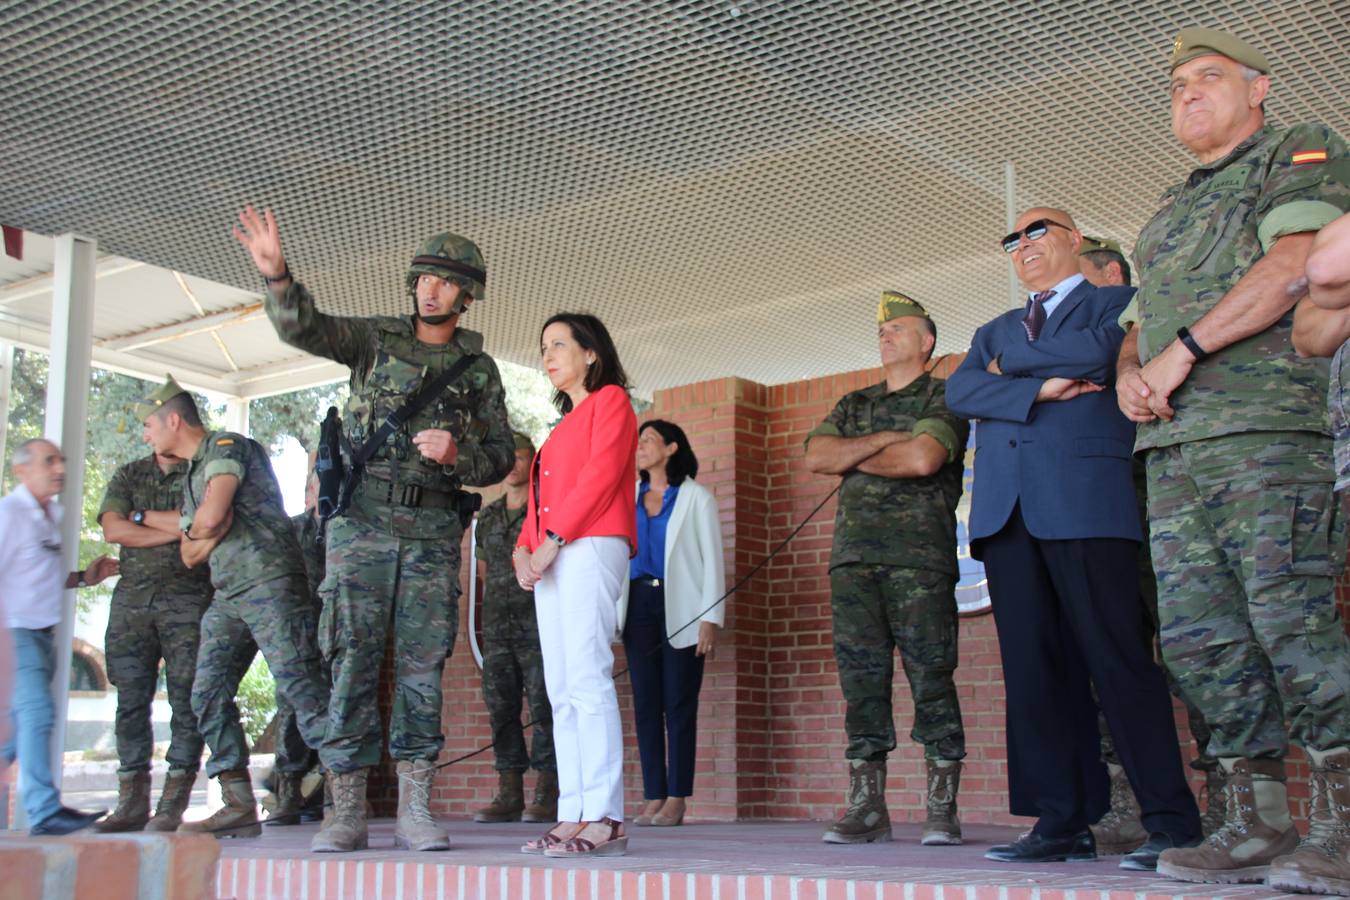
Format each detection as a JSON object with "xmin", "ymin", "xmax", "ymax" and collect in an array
[
  {"xmin": 512, "ymin": 431, "xmax": 536, "ymax": 455},
  {"xmin": 1079, "ymin": 236, "xmax": 1124, "ymax": 256},
  {"xmin": 132, "ymin": 374, "xmax": 189, "ymax": 422},
  {"xmin": 1170, "ymin": 27, "xmax": 1270, "ymax": 74},
  {"xmin": 877, "ymin": 290, "xmax": 932, "ymax": 325}
]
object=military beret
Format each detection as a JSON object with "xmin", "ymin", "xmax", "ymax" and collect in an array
[
  {"xmin": 1079, "ymin": 236, "xmax": 1124, "ymax": 256},
  {"xmin": 877, "ymin": 290, "xmax": 932, "ymax": 325},
  {"xmin": 1170, "ymin": 27, "xmax": 1270, "ymax": 75},
  {"xmin": 132, "ymin": 374, "xmax": 189, "ymax": 422},
  {"xmin": 512, "ymin": 431, "xmax": 536, "ymax": 455}
]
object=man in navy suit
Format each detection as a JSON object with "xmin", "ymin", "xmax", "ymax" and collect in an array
[{"xmin": 945, "ymin": 207, "xmax": 1201, "ymax": 869}]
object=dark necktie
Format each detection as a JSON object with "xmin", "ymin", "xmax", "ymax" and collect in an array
[{"xmin": 1023, "ymin": 290, "xmax": 1054, "ymax": 341}]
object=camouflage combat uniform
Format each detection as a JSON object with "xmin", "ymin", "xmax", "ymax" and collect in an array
[
  {"xmin": 806, "ymin": 373, "xmax": 970, "ymax": 762},
  {"xmin": 265, "ymin": 283, "xmax": 513, "ymax": 770},
  {"xmin": 265, "ymin": 511, "xmax": 327, "ymax": 774},
  {"xmin": 1134, "ymin": 123, "xmax": 1350, "ymax": 760},
  {"xmin": 182, "ymin": 432, "xmax": 335, "ymax": 774},
  {"xmin": 99, "ymin": 456, "xmax": 213, "ymax": 775},
  {"xmin": 475, "ymin": 496, "xmax": 554, "ymax": 773}
]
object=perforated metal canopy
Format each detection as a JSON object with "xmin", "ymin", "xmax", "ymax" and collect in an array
[{"xmin": 2, "ymin": 1, "xmax": 1347, "ymax": 398}]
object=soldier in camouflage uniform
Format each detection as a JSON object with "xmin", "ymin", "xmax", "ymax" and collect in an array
[
  {"xmin": 472, "ymin": 432, "xmax": 557, "ymax": 824},
  {"xmin": 1114, "ymin": 28, "xmax": 1350, "ymax": 891},
  {"xmin": 94, "ymin": 451, "xmax": 214, "ymax": 833},
  {"xmin": 136, "ymin": 377, "xmax": 334, "ymax": 840},
  {"xmin": 234, "ymin": 206, "xmax": 514, "ymax": 853},
  {"xmin": 804, "ymin": 291, "xmax": 969, "ymax": 846}
]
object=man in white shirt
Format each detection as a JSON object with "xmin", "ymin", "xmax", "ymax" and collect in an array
[{"xmin": 0, "ymin": 438, "xmax": 118, "ymax": 834}]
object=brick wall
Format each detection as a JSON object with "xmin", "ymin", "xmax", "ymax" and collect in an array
[{"xmin": 374, "ymin": 361, "xmax": 1343, "ymax": 826}]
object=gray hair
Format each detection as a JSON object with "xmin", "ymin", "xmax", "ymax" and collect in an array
[{"xmin": 11, "ymin": 437, "xmax": 55, "ymax": 467}]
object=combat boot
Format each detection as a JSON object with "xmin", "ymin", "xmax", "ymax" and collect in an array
[
  {"xmin": 1090, "ymin": 763, "xmax": 1147, "ymax": 855},
  {"xmin": 146, "ymin": 768, "xmax": 196, "ymax": 832},
  {"xmin": 395, "ymin": 759, "xmax": 450, "ymax": 851},
  {"xmin": 264, "ymin": 772, "xmax": 305, "ymax": 825},
  {"xmin": 93, "ymin": 769, "xmax": 151, "ymax": 832},
  {"xmin": 1198, "ymin": 764, "xmax": 1228, "ymax": 838},
  {"xmin": 522, "ymin": 769, "xmax": 559, "ymax": 823},
  {"xmin": 310, "ymin": 769, "xmax": 369, "ymax": 852},
  {"xmin": 922, "ymin": 759, "xmax": 962, "ymax": 845},
  {"xmin": 473, "ymin": 769, "xmax": 525, "ymax": 823},
  {"xmin": 177, "ymin": 769, "xmax": 261, "ymax": 838},
  {"xmin": 1268, "ymin": 748, "xmax": 1350, "ymax": 896},
  {"xmin": 822, "ymin": 759, "xmax": 891, "ymax": 844},
  {"xmin": 1156, "ymin": 757, "xmax": 1298, "ymax": 884}
]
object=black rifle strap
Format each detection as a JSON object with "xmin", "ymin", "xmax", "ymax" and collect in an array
[{"xmin": 350, "ymin": 352, "xmax": 479, "ymax": 469}]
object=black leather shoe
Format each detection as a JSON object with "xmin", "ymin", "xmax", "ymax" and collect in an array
[
  {"xmin": 985, "ymin": 829, "xmax": 1096, "ymax": 862},
  {"xmin": 31, "ymin": 806, "xmax": 107, "ymax": 836},
  {"xmin": 1119, "ymin": 832, "xmax": 1201, "ymax": 871}
]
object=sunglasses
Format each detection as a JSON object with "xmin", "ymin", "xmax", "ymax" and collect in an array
[{"xmin": 1001, "ymin": 219, "xmax": 1071, "ymax": 254}]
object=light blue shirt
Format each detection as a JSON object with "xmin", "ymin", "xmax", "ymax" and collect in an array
[{"xmin": 1029, "ymin": 272, "xmax": 1084, "ymax": 319}]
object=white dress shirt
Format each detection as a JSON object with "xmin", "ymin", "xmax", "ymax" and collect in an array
[
  {"xmin": 0, "ymin": 484, "xmax": 66, "ymax": 629},
  {"xmin": 1030, "ymin": 272, "xmax": 1085, "ymax": 320}
]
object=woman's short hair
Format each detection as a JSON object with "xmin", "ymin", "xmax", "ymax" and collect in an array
[
  {"xmin": 638, "ymin": 419, "xmax": 699, "ymax": 485},
  {"xmin": 540, "ymin": 312, "xmax": 630, "ymax": 414}
]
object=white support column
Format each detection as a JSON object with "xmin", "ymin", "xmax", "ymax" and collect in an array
[
  {"xmin": 41, "ymin": 234, "xmax": 97, "ymax": 817},
  {"xmin": 1004, "ymin": 161, "xmax": 1021, "ymax": 307},
  {"xmin": 0, "ymin": 340, "xmax": 14, "ymax": 477},
  {"xmin": 225, "ymin": 396, "xmax": 250, "ymax": 436}
]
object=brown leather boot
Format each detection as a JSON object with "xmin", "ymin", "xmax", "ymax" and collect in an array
[
  {"xmin": 310, "ymin": 769, "xmax": 369, "ymax": 853},
  {"xmin": 522, "ymin": 770, "xmax": 559, "ymax": 823},
  {"xmin": 822, "ymin": 759, "xmax": 891, "ymax": 844},
  {"xmin": 1156, "ymin": 757, "xmax": 1298, "ymax": 884},
  {"xmin": 1090, "ymin": 763, "xmax": 1147, "ymax": 855},
  {"xmin": 1268, "ymin": 748, "xmax": 1350, "ymax": 896},
  {"xmin": 265, "ymin": 772, "xmax": 305, "ymax": 825},
  {"xmin": 146, "ymin": 768, "xmax": 196, "ymax": 832},
  {"xmin": 921, "ymin": 759, "xmax": 962, "ymax": 845},
  {"xmin": 474, "ymin": 769, "xmax": 525, "ymax": 823},
  {"xmin": 93, "ymin": 770, "xmax": 151, "ymax": 832},
  {"xmin": 395, "ymin": 759, "xmax": 450, "ymax": 851},
  {"xmin": 1198, "ymin": 764, "xmax": 1228, "ymax": 838},
  {"xmin": 177, "ymin": 769, "xmax": 261, "ymax": 838}
]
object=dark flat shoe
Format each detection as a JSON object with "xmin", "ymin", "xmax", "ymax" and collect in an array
[{"xmin": 985, "ymin": 830, "xmax": 1096, "ymax": 863}]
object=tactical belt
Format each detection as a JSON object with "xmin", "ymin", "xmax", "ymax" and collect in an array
[{"xmin": 358, "ymin": 476, "xmax": 455, "ymax": 509}]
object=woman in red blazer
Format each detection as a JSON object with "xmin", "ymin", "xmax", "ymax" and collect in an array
[{"xmin": 513, "ymin": 312, "xmax": 637, "ymax": 858}]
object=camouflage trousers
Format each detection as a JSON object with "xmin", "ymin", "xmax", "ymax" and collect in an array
[
  {"xmin": 319, "ymin": 514, "xmax": 460, "ymax": 770},
  {"xmin": 1147, "ymin": 431, "xmax": 1350, "ymax": 758},
  {"xmin": 481, "ymin": 586, "xmax": 554, "ymax": 772},
  {"xmin": 104, "ymin": 587, "xmax": 211, "ymax": 774},
  {"xmin": 192, "ymin": 573, "xmax": 334, "ymax": 776},
  {"xmin": 830, "ymin": 563, "xmax": 965, "ymax": 761}
]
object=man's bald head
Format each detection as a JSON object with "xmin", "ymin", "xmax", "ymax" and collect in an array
[{"xmin": 1007, "ymin": 207, "xmax": 1083, "ymax": 292}]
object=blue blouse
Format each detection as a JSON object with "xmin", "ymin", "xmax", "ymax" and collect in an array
[{"xmin": 631, "ymin": 482, "xmax": 679, "ymax": 580}]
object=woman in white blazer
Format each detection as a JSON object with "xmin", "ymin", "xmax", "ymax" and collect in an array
[{"xmin": 624, "ymin": 420, "xmax": 726, "ymax": 827}]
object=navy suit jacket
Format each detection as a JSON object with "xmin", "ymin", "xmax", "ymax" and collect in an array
[{"xmin": 944, "ymin": 281, "xmax": 1140, "ymax": 557}]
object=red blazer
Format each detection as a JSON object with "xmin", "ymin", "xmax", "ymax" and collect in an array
[{"xmin": 516, "ymin": 384, "xmax": 638, "ymax": 554}]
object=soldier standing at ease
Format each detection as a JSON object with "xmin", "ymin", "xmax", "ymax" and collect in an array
[
  {"xmin": 472, "ymin": 432, "xmax": 557, "ymax": 825},
  {"xmin": 136, "ymin": 377, "xmax": 334, "ymax": 839},
  {"xmin": 1115, "ymin": 28, "xmax": 1350, "ymax": 891},
  {"xmin": 94, "ymin": 444, "xmax": 214, "ymax": 833},
  {"xmin": 804, "ymin": 292, "xmax": 969, "ymax": 846},
  {"xmin": 233, "ymin": 206, "xmax": 514, "ymax": 853}
]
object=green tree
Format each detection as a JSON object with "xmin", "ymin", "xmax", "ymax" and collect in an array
[{"xmin": 249, "ymin": 383, "xmax": 348, "ymax": 454}]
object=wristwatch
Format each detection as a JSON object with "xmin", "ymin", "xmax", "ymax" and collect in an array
[
  {"xmin": 545, "ymin": 530, "xmax": 566, "ymax": 547},
  {"xmin": 131, "ymin": 510, "xmax": 146, "ymax": 526}
]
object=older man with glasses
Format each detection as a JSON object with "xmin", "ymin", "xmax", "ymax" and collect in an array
[{"xmin": 946, "ymin": 207, "xmax": 1201, "ymax": 869}]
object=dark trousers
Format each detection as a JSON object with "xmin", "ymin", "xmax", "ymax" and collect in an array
[
  {"xmin": 981, "ymin": 504, "xmax": 1201, "ymax": 841},
  {"xmin": 622, "ymin": 578, "xmax": 705, "ymax": 799}
]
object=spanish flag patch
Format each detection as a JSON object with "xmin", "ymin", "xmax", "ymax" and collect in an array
[{"xmin": 1292, "ymin": 150, "xmax": 1329, "ymax": 165}]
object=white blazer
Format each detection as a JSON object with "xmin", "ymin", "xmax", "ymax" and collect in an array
[{"xmin": 618, "ymin": 478, "xmax": 727, "ymax": 649}]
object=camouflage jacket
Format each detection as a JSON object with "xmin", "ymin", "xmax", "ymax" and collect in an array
[
  {"xmin": 181, "ymin": 432, "xmax": 305, "ymax": 599},
  {"xmin": 265, "ymin": 283, "xmax": 514, "ymax": 522},
  {"xmin": 98, "ymin": 455, "xmax": 212, "ymax": 598},
  {"xmin": 290, "ymin": 511, "xmax": 326, "ymax": 600},
  {"xmin": 1133, "ymin": 123, "xmax": 1350, "ymax": 451},
  {"xmin": 806, "ymin": 373, "xmax": 970, "ymax": 575},
  {"xmin": 474, "ymin": 494, "xmax": 532, "ymax": 610}
]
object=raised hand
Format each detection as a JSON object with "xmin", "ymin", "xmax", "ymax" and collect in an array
[{"xmin": 232, "ymin": 206, "xmax": 287, "ymax": 280}]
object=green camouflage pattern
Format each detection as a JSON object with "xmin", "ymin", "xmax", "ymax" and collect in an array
[
  {"xmin": 830, "ymin": 563, "xmax": 964, "ymax": 761},
  {"xmin": 1147, "ymin": 431, "xmax": 1350, "ymax": 757},
  {"xmin": 191, "ymin": 573, "xmax": 336, "ymax": 775},
  {"xmin": 99, "ymin": 456, "xmax": 213, "ymax": 775},
  {"xmin": 267, "ymin": 511, "xmax": 329, "ymax": 773},
  {"xmin": 181, "ymin": 432, "xmax": 306, "ymax": 598},
  {"xmin": 1333, "ymin": 340, "xmax": 1350, "ymax": 492},
  {"xmin": 475, "ymin": 496, "xmax": 554, "ymax": 772},
  {"xmin": 406, "ymin": 232, "xmax": 487, "ymax": 301},
  {"xmin": 318, "ymin": 496, "xmax": 462, "ymax": 769},
  {"xmin": 291, "ymin": 511, "xmax": 327, "ymax": 600},
  {"xmin": 807, "ymin": 373, "xmax": 970, "ymax": 575},
  {"xmin": 1133, "ymin": 123, "xmax": 1350, "ymax": 452}
]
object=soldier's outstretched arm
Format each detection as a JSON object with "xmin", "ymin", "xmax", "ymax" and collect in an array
[{"xmin": 448, "ymin": 356, "xmax": 515, "ymax": 487}]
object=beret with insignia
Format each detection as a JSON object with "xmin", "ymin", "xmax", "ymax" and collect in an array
[
  {"xmin": 1079, "ymin": 235, "xmax": 1124, "ymax": 256},
  {"xmin": 878, "ymin": 290, "xmax": 933, "ymax": 325},
  {"xmin": 1170, "ymin": 26, "xmax": 1270, "ymax": 74},
  {"xmin": 132, "ymin": 374, "xmax": 190, "ymax": 422}
]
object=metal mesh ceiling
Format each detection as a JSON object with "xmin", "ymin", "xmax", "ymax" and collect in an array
[{"xmin": 2, "ymin": 0, "xmax": 1347, "ymax": 396}]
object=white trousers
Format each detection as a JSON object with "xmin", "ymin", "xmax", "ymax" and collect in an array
[{"xmin": 533, "ymin": 536, "xmax": 628, "ymax": 822}]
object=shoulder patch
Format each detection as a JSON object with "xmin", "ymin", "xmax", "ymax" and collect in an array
[
  {"xmin": 1292, "ymin": 150, "xmax": 1329, "ymax": 165},
  {"xmin": 215, "ymin": 438, "xmax": 235, "ymax": 446}
]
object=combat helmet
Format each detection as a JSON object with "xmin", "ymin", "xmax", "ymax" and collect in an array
[{"xmin": 405, "ymin": 232, "xmax": 487, "ymax": 319}]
